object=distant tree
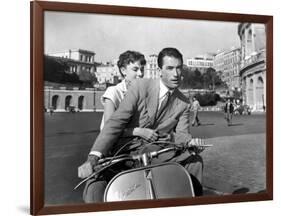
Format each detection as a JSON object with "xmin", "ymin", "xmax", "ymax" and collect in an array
[
  {"xmin": 213, "ymin": 70, "xmax": 227, "ymax": 88},
  {"xmin": 65, "ymin": 72, "xmax": 81, "ymax": 83},
  {"xmin": 44, "ymin": 55, "xmax": 69, "ymax": 82},
  {"xmin": 79, "ymin": 71, "xmax": 92, "ymax": 83},
  {"xmin": 92, "ymin": 73, "xmax": 98, "ymax": 84},
  {"xmin": 180, "ymin": 66, "xmax": 227, "ymax": 90},
  {"xmin": 78, "ymin": 71, "xmax": 98, "ymax": 88},
  {"xmin": 192, "ymin": 69, "xmax": 204, "ymax": 89},
  {"xmin": 204, "ymin": 67, "xmax": 216, "ymax": 90},
  {"xmin": 180, "ymin": 67, "xmax": 204, "ymax": 89},
  {"xmin": 44, "ymin": 55, "xmax": 95, "ymax": 86},
  {"xmin": 195, "ymin": 92, "xmax": 221, "ymax": 106},
  {"xmin": 180, "ymin": 64, "xmax": 191, "ymax": 89},
  {"xmin": 203, "ymin": 68, "xmax": 227, "ymax": 90}
]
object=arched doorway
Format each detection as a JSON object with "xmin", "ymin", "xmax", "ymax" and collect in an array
[
  {"xmin": 65, "ymin": 95, "xmax": 72, "ymax": 111},
  {"xmin": 247, "ymin": 78, "xmax": 254, "ymax": 107},
  {"xmin": 51, "ymin": 95, "xmax": 59, "ymax": 110},
  {"xmin": 256, "ymin": 76, "xmax": 264, "ymax": 110},
  {"xmin": 78, "ymin": 96, "xmax": 84, "ymax": 110}
]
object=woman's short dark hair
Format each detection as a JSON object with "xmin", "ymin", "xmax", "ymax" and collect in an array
[
  {"xmin": 117, "ymin": 51, "xmax": 146, "ymax": 77},
  {"xmin": 157, "ymin": 47, "xmax": 183, "ymax": 69}
]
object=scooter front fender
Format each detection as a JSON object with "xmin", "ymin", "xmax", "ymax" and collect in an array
[{"xmin": 104, "ymin": 162, "xmax": 194, "ymax": 202}]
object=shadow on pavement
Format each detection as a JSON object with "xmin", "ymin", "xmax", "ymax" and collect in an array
[
  {"xmin": 203, "ymin": 186, "xmax": 225, "ymax": 196},
  {"xmin": 46, "ymin": 129, "xmax": 100, "ymax": 137},
  {"xmin": 232, "ymin": 187, "xmax": 249, "ymax": 194},
  {"xmin": 199, "ymin": 123, "xmax": 215, "ymax": 126},
  {"xmin": 229, "ymin": 123, "xmax": 244, "ymax": 126}
]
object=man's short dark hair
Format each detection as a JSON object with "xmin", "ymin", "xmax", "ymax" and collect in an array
[
  {"xmin": 157, "ymin": 47, "xmax": 183, "ymax": 69},
  {"xmin": 117, "ymin": 50, "xmax": 146, "ymax": 77}
]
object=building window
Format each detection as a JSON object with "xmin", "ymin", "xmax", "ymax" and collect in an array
[{"xmin": 247, "ymin": 29, "xmax": 252, "ymax": 42}]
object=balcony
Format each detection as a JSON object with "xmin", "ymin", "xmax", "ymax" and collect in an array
[{"xmin": 240, "ymin": 49, "xmax": 266, "ymax": 70}]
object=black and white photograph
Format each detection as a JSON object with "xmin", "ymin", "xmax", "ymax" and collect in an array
[
  {"xmin": 29, "ymin": 1, "xmax": 272, "ymax": 214},
  {"xmin": 43, "ymin": 10, "xmax": 267, "ymax": 204}
]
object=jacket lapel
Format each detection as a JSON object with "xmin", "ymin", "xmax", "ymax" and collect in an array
[{"xmin": 146, "ymin": 79, "xmax": 160, "ymax": 126}]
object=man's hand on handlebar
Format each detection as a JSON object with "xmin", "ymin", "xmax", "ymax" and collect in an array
[
  {"xmin": 78, "ymin": 155, "xmax": 99, "ymax": 179},
  {"xmin": 187, "ymin": 138, "xmax": 206, "ymax": 155}
]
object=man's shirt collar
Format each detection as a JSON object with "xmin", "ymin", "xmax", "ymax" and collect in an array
[{"xmin": 159, "ymin": 79, "xmax": 174, "ymax": 99}]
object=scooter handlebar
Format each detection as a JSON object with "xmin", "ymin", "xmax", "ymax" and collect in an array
[
  {"xmin": 97, "ymin": 143, "xmax": 213, "ymax": 167},
  {"xmin": 149, "ymin": 147, "xmax": 177, "ymax": 158},
  {"xmin": 74, "ymin": 142, "xmax": 212, "ymax": 190}
]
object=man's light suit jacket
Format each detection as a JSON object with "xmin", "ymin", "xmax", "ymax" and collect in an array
[{"xmin": 91, "ymin": 78, "xmax": 192, "ymax": 156}]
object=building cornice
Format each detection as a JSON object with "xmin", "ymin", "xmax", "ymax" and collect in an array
[{"xmin": 240, "ymin": 60, "xmax": 266, "ymax": 77}]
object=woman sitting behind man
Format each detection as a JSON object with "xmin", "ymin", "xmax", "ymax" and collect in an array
[{"xmin": 100, "ymin": 50, "xmax": 159, "ymax": 141}]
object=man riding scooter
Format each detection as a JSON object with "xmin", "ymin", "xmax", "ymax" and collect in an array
[{"xmin": 78, "ymin": 48, "xmax": 205, "ymax": 202}]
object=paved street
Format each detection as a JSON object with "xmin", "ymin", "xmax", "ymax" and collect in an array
[{"xmin": 44, "ymin": 111, "xmax": 266, "ymax": 205}]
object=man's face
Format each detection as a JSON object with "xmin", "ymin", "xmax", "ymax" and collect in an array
[{"xmin": 160, "ymin": 56, "xmax": 183, "ymax": 89}]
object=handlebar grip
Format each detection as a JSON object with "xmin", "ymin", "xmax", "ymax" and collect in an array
[{"xmin": 188, "ymin": 144, "xmax": 213, "ymax": 148}]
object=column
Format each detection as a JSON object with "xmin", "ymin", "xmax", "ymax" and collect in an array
[
  {"xmin": 252, "ymin": 73, "xmax": 257, "ymax": 110},
  {"xmin": 73, "ymin": 92, "xmax": 78, "ymax": 110},
  {"xmin": 252, "ymin": 25, "xmax": 256, "ymax": 53},
  {"xmin": 263, "ymin": 71, "xmax": 266, "ymax": 111},
  {"xmin": 77, "ymin": 65, "xmax": 81, "ymax": 75},
  {"xmin": 58, "ymin": 93, "xmax": 65, "ymax": 111}
]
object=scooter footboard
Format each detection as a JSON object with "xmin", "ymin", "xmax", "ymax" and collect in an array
[{"xmin": 104, "ymin": 162, "xmax": 194, "ymax": 202}]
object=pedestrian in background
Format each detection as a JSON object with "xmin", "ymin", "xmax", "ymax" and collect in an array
[
  {"xmin": 224, "ymin": 98, "xmax": 234, "ymax": 126},
  {"xmin": 191, "ymin": 96, "xmax": 201, "ymax": 127}
]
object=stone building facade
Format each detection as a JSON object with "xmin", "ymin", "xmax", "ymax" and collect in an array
[
  {"xmin": 144, "ymin": 54, "xmax": 159, "ymax": 79},
  {"xmin": 186, "ymin": 54, "xmax": 215, "ymax": 74},
  {"xmin": 214, "ymin": 48, "xmax": 241, "ymax": 90},
  {"xmin": 44, "ymin": 87, "xmax": 105, "ymax": 112},
  {"xmin": 95, "ymin": 63, "xmax": 121, "ymax": 84},
  {"xmin": 47, "ymin": 49, "xmax": 96, "ymax": 75},
  {"xmin": 238, "ymin": 23, "xmax": 266, "ymax": 111}
]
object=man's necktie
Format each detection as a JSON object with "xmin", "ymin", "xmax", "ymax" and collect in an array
[{"xmin": 156, "ymin": 91, "xmax": 171, "ymax": 119}]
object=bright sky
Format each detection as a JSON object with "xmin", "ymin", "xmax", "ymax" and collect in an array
[{"xmin": 44, "ymin": 11, "xmax": 241, "ymax": 63}]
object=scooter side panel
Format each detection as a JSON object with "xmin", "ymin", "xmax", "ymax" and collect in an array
[
  {"xmin": 104, "ymin": 169, "xmax": 148, "ymax": 201},
  {"xmin": 104, "ymin": 162, "xmax": 194, "ymax": 202},
  {"xmin": 150, "ymin": 163, "xmax": 195, "ymax": 199}
]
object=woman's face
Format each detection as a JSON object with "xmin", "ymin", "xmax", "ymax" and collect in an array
[{"xmin": 121, "ymin": 60, "xmax": 144, "ymax": 82}]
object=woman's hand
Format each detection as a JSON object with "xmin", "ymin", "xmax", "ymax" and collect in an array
[{"xmin": 133, "ymin": 127, "xmax": 159, "ymax": 142}]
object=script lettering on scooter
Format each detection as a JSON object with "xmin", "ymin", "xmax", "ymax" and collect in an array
[{"xmin": 115, "ymin": 183, "xmax": 141, "ymax": 200}]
